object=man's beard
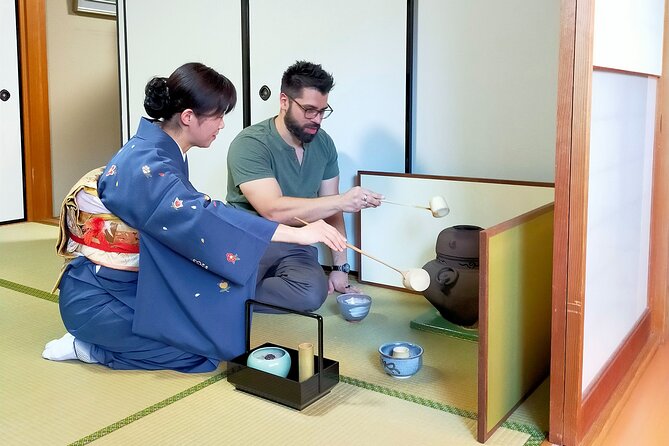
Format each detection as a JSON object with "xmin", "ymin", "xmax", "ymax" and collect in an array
[{"xmin": 285, "ymin": 106, "xmax": 320, "ymax": 144}]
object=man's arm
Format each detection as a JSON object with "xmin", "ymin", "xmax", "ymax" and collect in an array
[
  {"xmin": 319, "ymin": 177, "xmax": 361, "ymax": 293},
  {"xmin": 318, "ymin": 176, "xmax": 347, "ymax": 259},
  {"xmin": 241, "ymin": 174, "xmax": 364, "ymax": 293},
  {"xmin": 239, "ymin": 176, "xmax": 379, "ymax": 225}
]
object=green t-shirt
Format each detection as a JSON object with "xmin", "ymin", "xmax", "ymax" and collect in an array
[{"xmin": 226, "ymin": 117, "xmax": 339, "ymax": 213}]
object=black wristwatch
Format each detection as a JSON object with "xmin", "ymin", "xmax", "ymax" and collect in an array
[{"xmin": 331, "ymin": 263, "xmax": 350, "ymax": 273}]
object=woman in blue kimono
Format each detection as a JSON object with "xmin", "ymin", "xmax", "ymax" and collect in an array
[{"xmin": 42, "ymin": 62, "xmax": 346, "ymax": 373}]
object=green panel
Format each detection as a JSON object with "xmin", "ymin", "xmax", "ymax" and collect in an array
[
  {"xmin": 411, "ymin": 308, "xmax": 479, "ymax": 342},
  {"xmin": 486, "ymin": 210, "xmax": 553, "ymax": 428}
]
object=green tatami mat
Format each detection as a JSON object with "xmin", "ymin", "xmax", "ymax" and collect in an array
[
  {"xmin": 89, "ymin": 378, "xmax": 531, "ymax": 446},
  {"xmin": 0, "ymin": 287, "xmax": 220, "ymax": 445},
  {"xmin": 250, "ymin": 289, "xmax": 480, "ymax": 411},
  {"xmin": 0, "ymin": 222, "xmax": 64, "ymax": 292},
  {"xmin": 1, "ymin": 222, "xmax": 547, "ymax": 444},
  {"xmin": 248, "ymin": 285, "xmax": 548, "ymax": 432}
]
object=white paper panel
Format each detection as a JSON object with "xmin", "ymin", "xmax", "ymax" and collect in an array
[
  {"xmin": 413, "ymin": 0, "xmax": 560, "ymax": 182},
  {"xmin": 118, "ymin": 0, "xmax": 242, "ymax": 201},
  {"xmin": 249, "ymin": 0, "xmax": 407, "ymax": 267},
  {"xmin": 359, "ymin": 174, "xmax": 554, "ymax": 288},
  {"xmin": 0, "ymin": 0, "xmax": 24, "ymax": 222},
  {"xmin": 593, "ymin": 0, "xmax": 665, "ymax": 75},
  {"xmin": 582, "ymin": 71, "xmax": 656, "ymax": 393}
]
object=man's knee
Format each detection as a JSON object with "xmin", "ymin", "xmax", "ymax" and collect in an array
[
  {"xmin": 256, "ymin": 273, "xmax": 328, "ymax": 312},
  {"xmin": 297, "ymin": 278, "xmax": 328, "ymax": 312}
]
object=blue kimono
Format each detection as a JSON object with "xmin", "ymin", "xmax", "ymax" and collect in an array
[{"xmin": 58, "ymin": 118, "xmax": 278, "ymax": 372}]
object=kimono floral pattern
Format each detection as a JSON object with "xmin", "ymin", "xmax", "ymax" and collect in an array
[
  {"xmin": 88, "ymin": 118, "xmax": 279, "ymax": 362},
  {"xmin": 171, "ymin": 198, "xmax": 183, "ymax": 210}
]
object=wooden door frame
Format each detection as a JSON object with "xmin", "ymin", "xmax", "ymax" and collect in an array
[
  {"xmin": 548, "ymin": 0, "xmax": 578, "ymax": 441},
  {"xmin": 17, "ymin": 0, "xmax": 52, "ymax": 221},
  {"xmin": 550, "ymin": 0, "xmax": 669, "ymax": 444}
]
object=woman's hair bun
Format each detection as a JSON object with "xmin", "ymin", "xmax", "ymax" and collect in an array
[{"xmin": 143, "ymin": 77, "xmax": 171, "ymax": 119}]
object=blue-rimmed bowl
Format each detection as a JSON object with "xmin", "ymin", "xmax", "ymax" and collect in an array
[
  {"xmin": 246, "ymin": 346, "xmax": 292, "ymax": 378},
  {"xmin": 336, "ymin": 293, "xmax": 372, "ymax": 322},
  {"xmin": 378, "ymin": 341, "xmax": 423, "ymax": 379}
]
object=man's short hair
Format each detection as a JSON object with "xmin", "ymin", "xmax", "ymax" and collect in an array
[{"xmin": 281, "ymin": 61, "xmax": 335, "ymax": 97}]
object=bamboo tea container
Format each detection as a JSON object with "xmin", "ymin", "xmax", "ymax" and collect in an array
[{"xmin": 298, "ymin": 342, "xmax": 314, "ymax": 382}]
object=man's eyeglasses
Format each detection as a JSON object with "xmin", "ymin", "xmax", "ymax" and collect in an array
[{"xmin": 285, "ymin": 94, "xmax": 333, "ymax": 120}]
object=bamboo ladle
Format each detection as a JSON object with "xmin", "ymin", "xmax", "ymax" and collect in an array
[
  {"xmin": 295, "ymin": 217, "xmax": 430, "ymax": 292},
  {"xmin": 381, "ymin": 195, "xmax": 450, "ymax": 218}
]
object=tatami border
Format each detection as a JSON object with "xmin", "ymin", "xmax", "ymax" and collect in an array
[
  {"xmin": 0, "ymin": 277, "xmax": 545, "ymax": 445},
  {"xmin": 340, "ymin": 376, "xmax": 546, "ymax": 446},
  {"xmin": 0, "ymin": 278, "xmax": 59, "ymax": 302},
  {"xmin": 69, "ymin": 372, "xmax": 228, "ymax": 445}
]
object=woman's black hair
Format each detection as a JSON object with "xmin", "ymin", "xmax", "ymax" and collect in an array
[{"xmin": 144, "ymin": 62, "xmax": 236, "ymax": 120}]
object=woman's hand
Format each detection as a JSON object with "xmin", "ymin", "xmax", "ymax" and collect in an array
[{"xmin": 272, "ymin": 219, "xmax": 346, "ymax": 252}]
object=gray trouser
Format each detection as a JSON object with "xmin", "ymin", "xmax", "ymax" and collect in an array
[{"xmin": 253, "ymin": 242, "xmax": 328, "ymax": 313}]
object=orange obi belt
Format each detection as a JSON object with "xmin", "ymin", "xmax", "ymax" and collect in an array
[
  {"xmin": 56, "ymin": 166, "xmax": 140, "ymax": 272},
  {"xmin": 68, "ymin": 211, "xmax": 139, "ymax": 254}
]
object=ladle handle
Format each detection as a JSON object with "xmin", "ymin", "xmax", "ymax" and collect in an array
[
  {"xmin": 294, "ymin": 217, "xmax": 404, "ymax": 276},
  {"xmin": 343, "ymin": 242, "xmax": 404, "ymax": 275},
  {"xmin": 381, "ymin": 199, "xmax": 430, "ymax": 210}
]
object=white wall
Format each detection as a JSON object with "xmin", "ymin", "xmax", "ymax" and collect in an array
[
  {"xmin": 247, "ymin": 0, "xmax": 407, "ymax": 266},
  {"xmin": 116, "ymin": 1, "xmax": 566, "ymax": 272},
  {"xmin": 46, "ymin": 1, "xmax": 120, "ymax": 214},
  {"xmin": 118, "ymin": 0, "xmax": 407, "ymax": 270},
  {"xmin": 412, "ymin": 0, "xmax": 560, "ymax": 182},
  {"xmin": 120, "ymin": 0, "xmax": 243, "ymax": 202}
]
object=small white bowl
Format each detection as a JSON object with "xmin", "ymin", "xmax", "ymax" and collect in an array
[
  {"xmin": 336, "ymin": 293, "xmax": 372, "ymax": 322},
  {"xmin": 378, "ymin": 342, "xmax": 423, "ymax": 378}
]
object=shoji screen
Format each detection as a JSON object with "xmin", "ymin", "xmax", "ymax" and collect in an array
[
  {"xmin": 247, "ymin": 0, "xmax": 408, "ymax": 267},
  {"xmin": 581, "ymin": 0, "xmax": 664, "ymax": 395},
  {"xmin": 0, "ymin": 0, "xmax": 24, "ymax": 222},
  {"xmin": 582, "ymin": 71, "xmax": 657, "ymax": 392},
  {"xmin": 118, "ymin": 0, "xmax": 243, "ymax": 200},
  {"xmin": 593, "ymin": 0, "xmax": 665, "ymax": 75}
]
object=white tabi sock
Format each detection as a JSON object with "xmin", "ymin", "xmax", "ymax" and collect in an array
[
  {"xmin": 73, "ymin": 339, "xmax": 98, "ymax": 364},
  {"xmin": 42, "ymin": 332, "xmax": 77, "ymax": 361},
  {"xmin": 42, "ymin": 332, "xmax": 98, "ymax": 364}
]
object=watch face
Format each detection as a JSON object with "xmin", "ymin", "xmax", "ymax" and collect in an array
[{"xmin": 334, "ymin": 263, "xmax": 350, "ymax": 273}]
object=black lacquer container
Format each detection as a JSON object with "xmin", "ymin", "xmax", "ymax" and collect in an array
[{"xmin": 227, "ymin": 299, "xmax": 339, "ymax": 410}]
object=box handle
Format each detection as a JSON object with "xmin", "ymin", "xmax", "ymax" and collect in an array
[{"xmin": 244, "ymin": 299, "xmax": 325, "ymax": 392}]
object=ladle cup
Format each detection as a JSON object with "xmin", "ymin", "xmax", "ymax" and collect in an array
[{"xmin": 381, "ymin": 195, "xmax": 450, "ymax": 218}]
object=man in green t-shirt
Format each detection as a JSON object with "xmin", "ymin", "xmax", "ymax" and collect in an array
[{"xmin": 226, "ymin": 61, "xmax": 383, "ymax": 312}]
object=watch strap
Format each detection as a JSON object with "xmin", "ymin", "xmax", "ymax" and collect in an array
[{"xmin": 331, "ymin": 263, "xmax": 350, "ymax": 272}]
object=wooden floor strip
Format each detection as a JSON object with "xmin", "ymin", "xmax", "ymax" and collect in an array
[{"xmin": 591, "ymin": 340, "xmax": 669, "ymax": 445}]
